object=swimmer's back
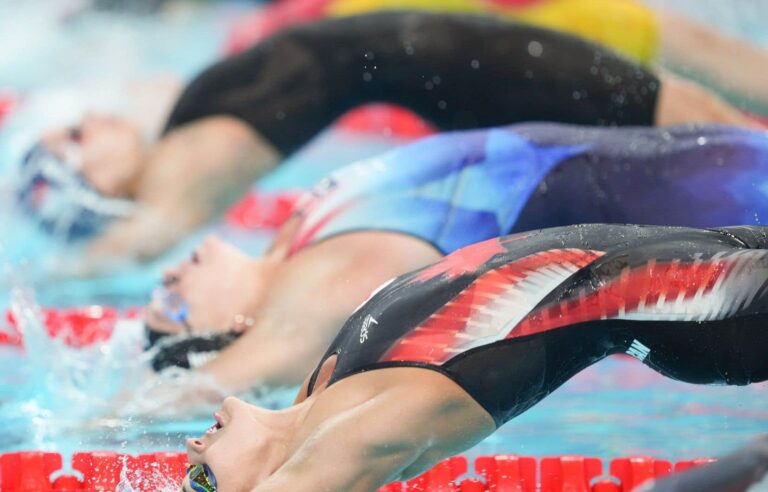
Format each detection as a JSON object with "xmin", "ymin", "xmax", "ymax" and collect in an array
[{"xmin": 310, "ymin": 224, "xmax": 768, "ymax": 425}]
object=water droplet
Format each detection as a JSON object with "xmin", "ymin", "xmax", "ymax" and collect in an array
[
  {"xmin": 362, "ymin": 72, "xmax": 373, "ymax": 82},
  {"xmin": 527, "ymin": 40, "xmax": 543, "ymax": 57}
]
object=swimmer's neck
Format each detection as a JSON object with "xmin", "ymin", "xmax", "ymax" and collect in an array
[{"xmin": 251, "ymin": 367, "xmax": 494, "ymax": 492}]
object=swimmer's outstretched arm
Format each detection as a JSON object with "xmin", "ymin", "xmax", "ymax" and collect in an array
[
  {"xmin": 252, "ymin": 369, "xmax": 494, "ymax": 492},
  {"xmin": 87, "ymin": 116, "xmax": 280, "ymax": 264},
  {"xmin": 197, "ymin": 233, "xmax": 440, "ymax": 392}
]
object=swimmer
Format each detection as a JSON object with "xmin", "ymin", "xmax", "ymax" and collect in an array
[
  {"xmin": 143, "ymin": 123, "xmax": 768, "ymax": 406},
  {"xmin": 181, "ymin": 223, "xmax": 768, "ymax": 491},
  {"xmin": 641, "ymin": 435, "xmax": 768, "ymax": 492},
  {"xmin": 230, "ymin": 0, "xmax": 768, "ymax": 109},
  {"xmin": 29, "ymin": 12, "xmax": 758, "ymax": 261}
]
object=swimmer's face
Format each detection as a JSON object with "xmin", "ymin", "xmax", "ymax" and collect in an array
[
  {"xmin": 183, "ymin": 397, "xmax": 293, "ymax": 491},
  {"xmin": 40, "ymin": 114, "xmax": 144, "ymax": 197}
]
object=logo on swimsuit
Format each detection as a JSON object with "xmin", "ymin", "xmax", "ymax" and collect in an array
[
  {"xmin": 312, "ymin": 176, "xmax": 338, "ymax": 197},
  {"xmin": 360, "ymin": 314, "xmax": 378, "ymax": 344},
  {"xmin": 626, "ymin": 339, "xmax": 651, "ymax": 361}
]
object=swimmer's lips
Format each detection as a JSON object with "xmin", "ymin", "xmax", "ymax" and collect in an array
[{"xmin": 205, "ymin": 416, "xmax": 223, "ymax": 435}]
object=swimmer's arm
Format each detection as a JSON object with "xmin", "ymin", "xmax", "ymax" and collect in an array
[
  {"xmin": 201, "ymin": 233, "xmax": 442, "ymax": 391},
  {"xmin": 252, "ymin": 370, "xmax": 495, "ymax": 492},
  {"xmin": 88, "ymin": 116, "xmax": 280, "ymax": 263},
  {"xmin": 657, "ymin": 9, "xmax": 768, "ymax": 108}
]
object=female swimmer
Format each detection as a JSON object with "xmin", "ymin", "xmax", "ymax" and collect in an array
[
  {"xmin": 144, "ymin": 123, "xmax": 768, "ymax": 403},
  {"xmin": 180, "ymin": 223, "xmax": 768, "ymax": 491},
  {"xmin": 229, "ymin": 0, "xmax": 768, "ymax": 110},
  {"xmin": 28, "ymin": 12, "xmax": 757, "ymax": 259}
]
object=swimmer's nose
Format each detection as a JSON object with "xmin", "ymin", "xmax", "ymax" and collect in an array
[
  {"xmin": 186, "ymin": 437, "xmax": 207, "ymax": 457},
  {"xmin": 221, "ymin": 396, "xmax": 245, "ymax": 413},
  {"xmin": 38, "ymin": 132, "xmax": 68, "ymax": 156}
]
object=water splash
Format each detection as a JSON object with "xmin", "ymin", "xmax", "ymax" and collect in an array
[
  {"xmin": 3, "ymin": 283, "xmax": 149, "ymax": 447},
  {"xmin": 0, "ymin": 274, "xmax": 296, "ymax": 455},
  {"xmin": 114, "ymin": 454, "xmax": 184, "ymax": 492}
]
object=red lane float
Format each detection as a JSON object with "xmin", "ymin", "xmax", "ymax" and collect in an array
[
  {"xmin": 674, "ymin": 457, "xmax": 717, "ymax": 473},
  {"xmin": 610, "ymin": 457, "xmax": 671, "ymax": 491},
  {"xmin": 225, "ymin": 0, "xmax": 329, "ymax": 53},
  {"xmin": 0, "ymin": 452, "xmax": 719, "ymax": 491},
  {"xmin": 334, "ymin": 104, "xmax": 437, "ymax": 139},
  {"xmin": 475, "ymin": 454, "xmax": 536, "ymax": 491},
  {"xmin": 0, "ymin": 91, "xmax": 18, "ymax": 128},
  {"xmin": 743, "ymin": 111, "xmax": 768, "ymax": 129},
  {"xmin": 1, "ymin": 306, "xmax": 141, "ymax": 348},
  {"xmin": 540, "ymin": 456, "xmax": 603, "ymax": 492}
]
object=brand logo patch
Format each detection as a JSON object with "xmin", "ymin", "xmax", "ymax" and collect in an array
[
  {"xmin": 626, "ymin": 339, "xmax": 651, "ymax": 361},
  {"xmin": 360, "ymin": 314, "xmax": 378, "ymax": 344}
]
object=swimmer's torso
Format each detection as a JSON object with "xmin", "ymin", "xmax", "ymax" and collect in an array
[
  {"xmin": 309, "ymin": 224, "xmax": 768, "ymax": 426},
  {"xmin": 167, "ymin": 12, "xmax": 661, "ymax": 154},
  {"xmin": 289, "ymin": 124, "xmax": 768, "ymax": 256}
]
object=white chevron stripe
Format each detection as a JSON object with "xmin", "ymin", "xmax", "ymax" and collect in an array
[
  {"xmin": 620, "ymin": 250, "xmax": 768, "ymax": 322},
  {"xmin": 445, "ymin": 251, "xmax": 590, "ymax": 355}
]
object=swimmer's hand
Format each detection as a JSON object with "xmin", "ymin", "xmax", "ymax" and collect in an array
[
  {"xmin": 40, "ymin": 208, "xmax": 188, "ymax": 279},
  {"xmin": 87, "ymin": 207, "xmax": 193, "ymax": 268},
  {"xmin": 115, "ymin": 368, "xmax": 230, "ymax": 419}
]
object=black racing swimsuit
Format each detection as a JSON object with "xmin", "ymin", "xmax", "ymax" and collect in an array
[
  {"xmin": 308, "ymin": 224, "xmax": 768, "ymax": 427},
  {"xmin": 164, "ymin": 11, "xmax": 660, "ymax": 155}
]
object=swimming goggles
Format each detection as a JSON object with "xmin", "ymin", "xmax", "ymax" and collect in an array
[
  {"xmin": 152, "ymin": 287, "xmax": 189, "ymax": 325},
  {"xmin": 186, "ymin": 464, "xmax": 218, "ymax": 492}
]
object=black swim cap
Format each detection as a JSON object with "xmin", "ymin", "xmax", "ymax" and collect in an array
[{"xmin": 145, "ymin": 324, "xmax": 242, "ymax": 372}]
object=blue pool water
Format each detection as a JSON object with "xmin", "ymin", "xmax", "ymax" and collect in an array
[{"xmin": 0, "ymin": 0, "xmax": 766, "ymax": 473}]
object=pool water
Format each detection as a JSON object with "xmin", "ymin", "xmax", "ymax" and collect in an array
[{"xmin": 0, "ymin": 0, "xmax": 767, "ymax": 476}]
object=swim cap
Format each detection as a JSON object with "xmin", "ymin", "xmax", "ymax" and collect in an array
[
  {"xmin": 146, "ymin": 325, "xmax": 242, "ymax": 372},
  {"xmin": 15, "ymin": 143, "xmax": 135, "ymax": 241}
]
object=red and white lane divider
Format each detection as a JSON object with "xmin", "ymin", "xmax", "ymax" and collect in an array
[
  {"xmin": 1, "ymin": 306, "xmax": 141, "ymax": 348},
  {"xmin": 0, "ymin": 451, "xmax": 717, "ymax": 491}
]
